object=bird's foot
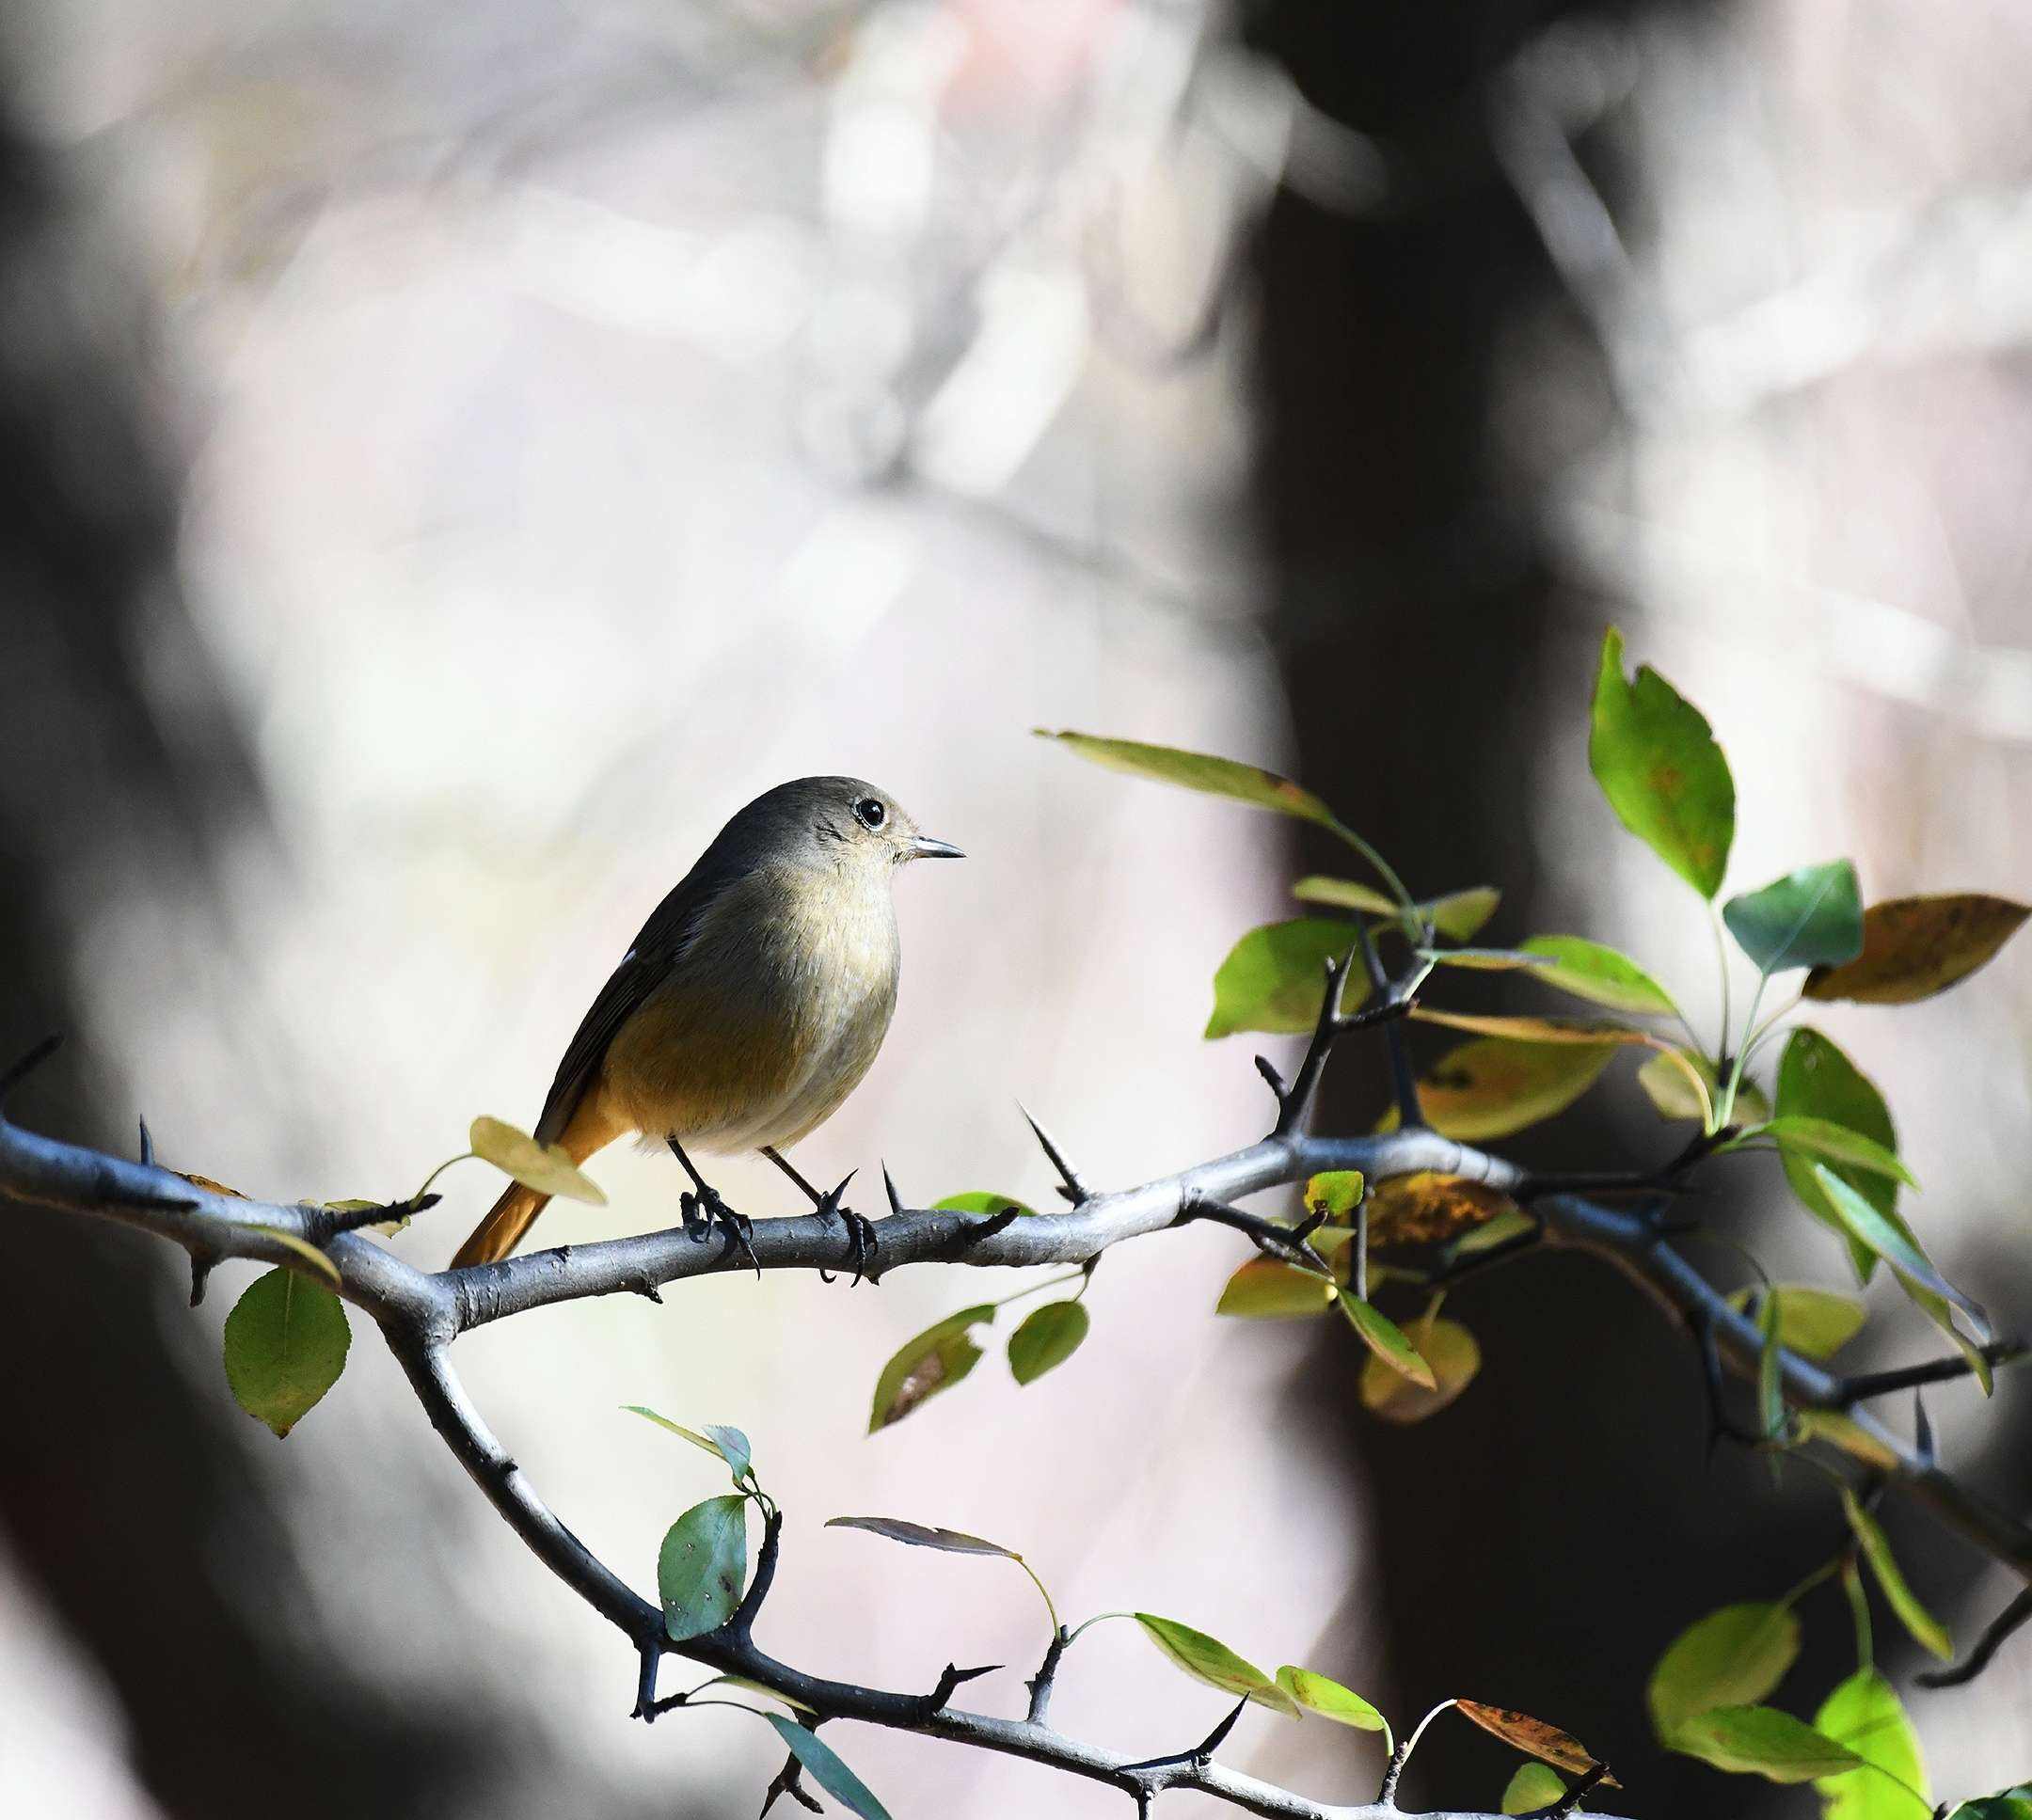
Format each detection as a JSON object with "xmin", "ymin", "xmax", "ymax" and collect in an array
[
  {"xmin": 681, "ymin": 1184, "xmax": 760, "ymax": 1277},
  {"xmin": 813, "ymin": 1172, "xmax": 878, "ymax": 1287}
]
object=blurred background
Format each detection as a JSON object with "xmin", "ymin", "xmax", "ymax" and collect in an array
[{"xmin": 3, "ymin": 0, "xmax": 2030, "ymax": 1814}]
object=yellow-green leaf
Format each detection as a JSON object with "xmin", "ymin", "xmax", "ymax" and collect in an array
[
  {"xmin": 1206, "ymin": 919, "xmax": 1370, "ymax": 1037},
  {"xmin": 469, "ymin": 1115, "xmax": 607, "ymax": 1206},
  {"xmin": 1294, "ymin": 878, "xmax": 1500, "ymax": 942},
  {"xmin": 1669, "ymin": 1706, "xmax": 1860, "ymax": 1781},
  {"xmin": 1360, "ymin": 1315, "xmax": 1479, "ymax": 1423},
  {"xmin": 1397, "ymin": 1037, "xmax": 1618, "ymax": 1141},
  {"xmin": 1722, "ymin": 1286, "xmax": 1865, "ymax": 1361},
  {"xmin": 1588, "ymin": 625, "xmax": 1736, "ymax": 899},
  {"xmin": 1215, "ymin": 1258, "xmax": 1336, "ymax": 1318},
  {"xmin": 1338, "ymin": 1292, "xmax": 1436, "ymax": 1390},
  {"xmin": 1303, "ymin": 1171, "xmax": 1366, "ymax": 1219},
  {"xmin": 1516, "ymin": 935, "xmax": 1678, "ymax": 1016},
  {"xmin": 1805, "ymin": 894, "xmax": 2031, "ymax": 1005},
  {"xmin": 1639, "ymin": 1048, "xmax": 1767, "ymax": 1126},
  {"xmin": 1813, "ymin": 1670, "xmax": 1929, "ymax": 1819},
  {"xmin": 1274, "ymin": 1666, "xmax": 1390, "ymax": 1743},
  {"xmin": 932, "ymin": 1192, "xmax": 1040, "ymax": 1219},
  {"xmin": 1502, "ymin": 1765, "xmax": 1567, "ymax": 1814},
  {"xmin": 1775, "ymin": 1029, "xmax": 1900, "ymax": 1284},
  {"xmin": 1647, "ymin": 1602, "xmax": 1801, "ymax": 1741},
  {"xmin": 1840, "ymin": 1488, "xmax": 1952, "ymax": 1661},
  {"xmin": 1134, "ymin": 1614, "xmax": 1299, "ymax": 1716},
  {"xmin": 1038, "ymin": 732, "xmax": 1341, "ymax": 828}
]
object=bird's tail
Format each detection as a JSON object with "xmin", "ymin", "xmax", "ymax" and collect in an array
[
  {"xmin": 451, "ymin": 1179, "xmax": 549, "ymax": 1269},
  {"xmin": 449, "ymin": 1093, "xmax": 624, "ymax": 1269}
]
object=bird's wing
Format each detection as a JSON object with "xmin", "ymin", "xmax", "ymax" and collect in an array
[{"xmin": 528, "ymin": 840, "xmax": 755, "ymax": 1146}]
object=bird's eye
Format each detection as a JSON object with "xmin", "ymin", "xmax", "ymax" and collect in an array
[{"xmin": 853, "ymin": 797, "xmax": 887, "ymax": 830}]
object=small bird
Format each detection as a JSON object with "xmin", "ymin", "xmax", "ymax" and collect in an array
[{"xmin": 451, "ymin": 777, "xmax": 961, "ymax": 1272}]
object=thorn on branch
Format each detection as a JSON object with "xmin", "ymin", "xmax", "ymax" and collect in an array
[
  {"xmin": 881, "ymin": 1163, "xmax": 905, "ymax": 1217},
  {"xmin": 1253, "ymin": 1054, "xmax": 1288, "ymax": 1106},
  {"xmin": 1916, "ymin": 1585, "xmax": 2032, "ymax": 1689},
  {"xmin": 1183, "ymin": 1195, "xmax": 1332, "ymax": 1277},
  {"xmin": 136, "ymin": 1116, "xmax": 153, "ymax": 1166},
  {"xmin": 1116, "ymin": 1693, "xmax": 1248, "ymax": 1775},
  {"xmin": 188, "ymin": 1250, "xmax": 217, "ymax": 1307},
  {"xmin": 1835, "ymin": 1340, "xmax": 2027, "ymax": 1406},
  {"xmin": 1353, "ymin": 923, "xmax": 1422, "ymax": 1130},
  {"xmin": 1549, "ymin": 1763, "xmax": 1609, "ymax": 1817},
  {"xmin": 0, "ymin": 1033, "xmax": 63, "ymax": 1115},
  {"xmin": 626, "ymin": 1274, "xmax": 663, "ymax": 1304},
  {"xmin": 1913, "ymin": 1390, "xmax": 1935, "ymax": 1468},
  {"xmin": 914, "ymin": 1660, "xmax": 1000, "ymax": 1718},
  {"xmin": 1019, "ymin": 1106, "xmax": 1090, "ymax": 1205},
  {"xmin": 937, "ymin": 1206, "xmax": 1022, "ymax": 1258},
  {"xmin": 761, "ymin": 1751, "xmax": 824, "ymax": 1815}
]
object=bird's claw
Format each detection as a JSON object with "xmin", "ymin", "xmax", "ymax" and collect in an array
[
  {"xmin": 681, "ymin": 1186, "xmax": 760, "ymax": 1277},
  {"xmin": 813, "ymin": 1172, "xmax": 878, "ymax": 1287}
]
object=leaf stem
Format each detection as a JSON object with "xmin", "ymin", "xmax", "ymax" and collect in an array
[
  {"xmin": 1717, "ymin": 971, "xmax": 1771, "ymax": 1129},
  {"xmin": 413, "ymin": 1149, "xmax": 477, "ymax": 1203},
  {"xmin": 988, "ymin": 1269, "xmax": 1087, "ymax": 1315},
  {"xmin": 1015, "ymin": 1558, "xmax": 1061, "ymax": 1638},
  {"xmin": 1709, "ymin": 901, "xmax": 1733, "ymax": 1061},
  {"xmin": 1061, "ymin": 1609, "xmax": 1135, "ymax": 1649}
]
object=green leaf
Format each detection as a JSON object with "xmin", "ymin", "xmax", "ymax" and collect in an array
[
  {"xmin": 1303, "ymin": 1171, "xmax": 1366, "ymax": 1219},
  {"xmin": 763, "ymin": 1715, "xmax": 894, "ymax": 1820},
  {"xmin": 932, "ymin": 1192, "xmax": 1040, "ymax": 1219},
  {"xmin": 1214, "ymin": 1258, "xmax": 1336, "ymax": 1318},
  {"xmin": 468, "ymin": 1115, "xmax": 607, "ymax": 1205},
  {"xmin": 659, "ymin": 1495, "xmax": 748, "ymax": 1641},
  {"xmin": 1274, "ymin": 1667, "xmax": 1390, "ymax": 1744},
  {"xmin": 1502, "ymin": 1765, "xmax": 1568, "ymax": 1814},
  {"xmin": 1206, "ymin": 919, "xmax": 1369, "ymax": 1038},
  {"xmin": 1037, "ymin": 733, "xmax": 1342, "ymax": 830},
  {"xmin": 1638, "ymin": 1048, "xmax": 1768, "ymax": 1125},
  {"xmin": 1398, "ymin": 1037, "xmax": 1618, "ymax": 1141},
  {"xmin": 1134, "ymin": 1614, "xmax": 1299, "ymax": 1716},
  {"xmin": 1338, "ymin": 1292, "xmax": 1436, "ymax": 1390},
  {"xmin": 1359, "ymin": 1315, "xmax": 1479, "ymax": 1423},
  {"xmin": 1775, "ymin": 1029, "xmax": 1901, "ymax": 1283},
  {"xmin": 1811, "ymin": 1166, "xmax": 1991, "ymax": 1385},
  {"xmin": 1813, "ymin": 1670, "xmax": 1929, "ymax": 1819},
  {"xmin": 868, "ymin": 1306, "xmax": 993, "ymax": 1432},
  {"xmin": 1294, "ymin": 878, "xmax": 1500, "ymax": 942},
  {"xmin": 1516, "ymin": 935, "xmax": 1678, "ymax": 1016},
  {"xmin": 1722, "ymin": 1286, "xmax": 1866, "ymax": 1361},
  {"xmin": 1794, "ymin": 1410, "xmax": 1900, "ymax": 1471},
  {"xmin": 825, "ymin": 1516, "xmax": 1019, "ymax": 1559},
  {"xmin": 1722, "ymin": 863, "xmax": 1865, "ymax": 976},
  {"xmin": 1669, "ymin": 1705, "xmax": 1862, "ymax": 1781},
  {"xmin": 1839, "ymin": 1488, "xmax": 1953, "ymax": 1661},
  {"xmin": 1756, "ymin": 1293, "xmax": 1786, "ymax": 1443},
  {"xmin": 1588, "ymin": 625, "xmax": 1736, "ymax": 897},
  {"xmin": 1008, "ymin": 1301, "xmax": 1090, "ymax": 1385},
  {"xmin": 1945, "ymin": 1796, "xmax": 2032, "ymax": 1820},
  {"xmin": 1742, "ymin": 1117, "xmax": 1917, "ymax": 1189},
  {"xmin": 1805, "ymin": 894, "xmax": 2031, "ymax": 1005},
  {"xmin": 1648, "ymin": 1602, "xmax": 1802, "ymax": 1741},
  {"xmin": 222, "ymin": 1268, "xmax": 351, "ymax": 1438},
  {"xmin": 624, "ymin": 1408, "xmax": 754, "ymax": 1482}
]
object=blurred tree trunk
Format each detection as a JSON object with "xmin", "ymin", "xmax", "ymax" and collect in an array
[
  {"xmin": 0, "ymin": 95, "xmax": 500, "ymax": 1819},
  {"xmin": 1239, "ymin": 6, "xmax": 1834, "ymax": 1810}
]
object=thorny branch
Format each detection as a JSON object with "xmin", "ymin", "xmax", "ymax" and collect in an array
[{"xmin": 0, "ymin": 954, "xmax": 2021, "ymax": 1816}]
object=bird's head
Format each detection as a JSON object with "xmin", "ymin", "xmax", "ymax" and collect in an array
[{"xmin": 740, "ymin": 776, "xmax": 963, "ymax": 877}]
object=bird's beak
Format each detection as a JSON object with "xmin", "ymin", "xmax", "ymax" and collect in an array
[{"xmin": 909, "ymin": 834, "xmax": 965, "ymax": 861}]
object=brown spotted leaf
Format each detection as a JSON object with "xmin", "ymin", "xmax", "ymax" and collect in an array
[
  {"xmin": 177, "ymin": 1171, "xmax": 248, "ymax": 1199},
  {"xmin": 868, "ymin": 1306, "xmax": 992, "ymax": 1432},
  {"xmin": 1367, "ymin": 1173, "xmax": 1519, "ymax": 1249},
  {"xmin": 1804, "ymin": 894, "xmax": 2030, "ymax": 1005},
  {"xmin": 1456, "ymin": 1701, "xmax": 1620, "ymax": 1783}
]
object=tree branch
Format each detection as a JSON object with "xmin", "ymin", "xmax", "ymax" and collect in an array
[{"xmin": 1, "ymin": 1020, "xmax": 2021, "ymax": 1814}]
